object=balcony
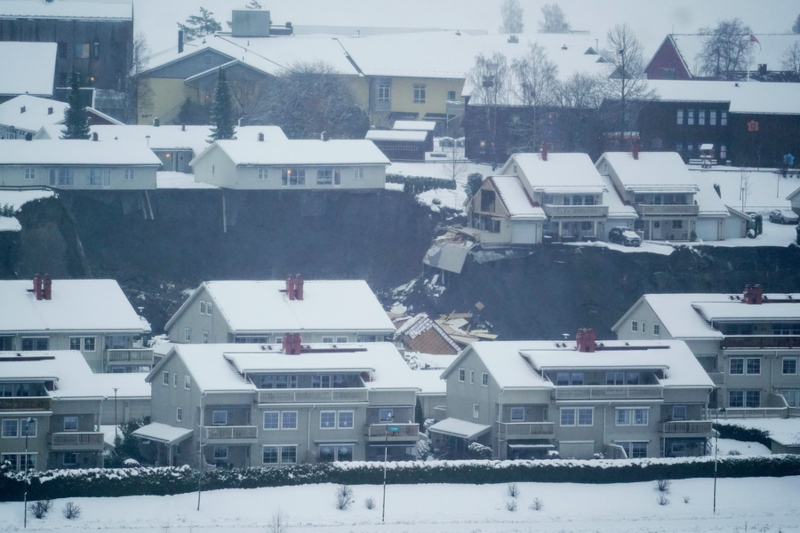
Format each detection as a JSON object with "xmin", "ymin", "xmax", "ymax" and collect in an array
[
  {"xmin": 661, "ymin": 420, "xmax": 714, "ymax": 436},
  {"xmin": 365, "ymin": 423, "xmax": 420, "ymax": 442},
  {"xmin": 258, "ymin": 388, "xmax": 368, "ymax": 404},
  {"xmin": 542, "ymin": 204, "xmax": 608, "ymax": 218},
  {"xmin": 50, "ymin": 432, "xmax": 105, "ymax": 451},
  {"xmin": 496, "ymin": 421, "xmax": 555, "ymax": 439},
  {"xmin": 106, "ymin": 348, "xmax": 155, "ymax": 365},
  {"xmin": 202, "ymin": 425, "xmax": 258, "ymax": 442},
  {"xmin": 636, "ymin": 204, "xmax": 699, "ymax": 217},
  {"xmin": 722, "ymin": 336, "xmax": 800, "ymax": 350},
  {"xmin": 0, "ymin": 397, "xmax": 51, "ymax": 412},
  {"xmin": 714, "ymin": 407, "xmax": 787, "ymax": 419},
  {"xmin": 554, "ymin": 386, "xmax": 663, "ymax": 401}
]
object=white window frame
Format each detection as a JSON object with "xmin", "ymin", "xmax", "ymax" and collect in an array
[
  {"xmin": 199, "ymin": 301, "xmax": 206, "ymax": 315},
  {"xmin": 378, "ymin": 408, "xmax": 394, "ymax": 422},
  {"xmin": 482, "ymin": 372, "xmax": 489, "ymax": 387},
  {"xmin": 676, "ymin": 109, "xmax": 684, "ymax": 125},
  {"xmin": 173, "ymin": 373, "xmax": 178, "ymax": 387},
  {"xmin": 337, "ymin": 410, "xmax": 354, "ymax": 429},
  {"xmin": 470, "ymin": 370, "xmax": 474, "ymax": 384},
  {"xmin": 615, "ymin": 407, "xmax": 649, "ymax": 426},
  {"xmin": 320, "ymin": 410, "xmax": 336, "ymax": 429},
  {"xmin": 631, "ymin": 320, "xmax": 638, "ymax": 332},
  {"xmin": 378, "ymin": 83, "xmax": 390, "ymax": 103},
  {"xmin": 184, "ymin": 327, "xmax": 191, "ymax": 342},
  {"xmin": 672, "ymin": 405, "xmax": 686, "ymax": 421},
  {"xmin": 458, "ymin": 368, "xmax": 465, "ymax": 382},
  {"xmin": 509, "ymin": 407, "xmax": 525, "ymax": 422},
  {"xmin": 83, "ymin": 337, "xmax": 96, "ymax": 351},
  {"xmin": 63, "ymin": 415, "xmax": 79, "ymax": 432},
  {"xmin": 162, "ymin": 371, "xmax": 169, "ymax": 385},
  {"xmin": 413, "ymin": 84, "xmax": 426, "ymax": 104},
  {"xmin": 472, "ymin": 403, "xmax": 480, "ymax": 419},
  {"xmin": 24, "ymin": 167, "xmax": 35, "ymax": 180},
  {"xmin": 263, "ymin": 411, "xmax": 279, "ymax": 430},
  {"xmin": 653, "ymin": 324, "xmax": 660, "ymax": 336},
  {"xmin": 213, "ymin": 445, "xmax": 228, "ymax": 460},
  {"xmin": 730, "ymin": 357, "xmax": 744, "ymax": 375},
  {"xmin": 176, "ymin": 407, "xmax": 182, "ymax": 422},
  {"xmin": 211, "ymin": 410, "xmax": 227, "ymax": 425},
  {"xmin": 560, "ymin": 407, "xmax": 593, "ymax": 427},
  {"xmin": 281, "ymin": 411, "xmax": 298, "ymax": 430},
  {"xmin": 123, "ymin": 168, "xmax": 134, "ymax": 181},
  {"xmin": 258, "ymin": 168, "xmax": 268, "ymax": 180},
  {"xmin": 2, "ymin": 419, "xmax": 19, "ymax": 438},
  {"xmin": 202, "ymin": 331, "xmax": 209, "ymax": 344},
  {"xmin": 63, "ymin": 451, "xmax": 78, "ymax": 466},
  {"xmin": 184, "ymin": 374, "xmax": 191, "ymax": 389},
  {"xmin": 783, "ymin": 357, "xmax": 798, "ymax": 375},
  {"xmin": 21, "ymin": 418, "xmax": 36, "ymax": 438},
  {"xmin": 746, "ymin": 357, "xmax": 761, "ymax": 375}
]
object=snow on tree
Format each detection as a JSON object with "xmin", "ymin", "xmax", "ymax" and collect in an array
[
  {"xmin": 209, "ymin": 68, "xmax": 236, "ymax": 142},
  {"xmin": 246, "ymin": 0, "xmax": 263, "ymax": 9},
  {"xmin": 178, "ymin": 7, "xmax": 222, "ymax": 42},
  {"xmin": 499, "ymin": 0, "xmax": 524, "ymax": 34},
  {"xmin": 539, "ymin": 4, "xmax": 570, "ymax": 33},
  {"xmin": 61, "ymin": 72, "xmax": 91, "ymax": 140},
  {"xmin": 697, "ymin": 18, "xmax": 755, "ymax": 80}
]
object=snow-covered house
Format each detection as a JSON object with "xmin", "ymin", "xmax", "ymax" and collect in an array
[
  {"xmin": 0, "ymin": 278, "xmax": 152, "ymax": 373},
  {"xmin": 0, "ymin": 94, "xmax": 121, "ymax": 140},
  {"xmin": 135, "ymin": 342, "xmax": 420, "ymax": 467},
  {"xmin": 0, "ymin": 351, "xmax": 106, "ymax": 471},
  {"xmin": 787, "ymin": 186, "xmax": 800, "ymax": 217},
  {"xmin": 596, "ymin": 149, "xmax": 708, "ymax": 241},
  {"xmin": 613, "ymin": 286, "xmax": 800, "ymax": 417},
  {"xmin": 0, "ymin": 139, "xmax": 161, "ymax": 190},
  {"xmin": 0, "ymin": 42, "xmax": 56, "ymax": 104},
  {"xmin": 164, "ymin": 278, "xmax": 396, "ymax": 345},
  {"xmin": 190, "ymin": 139, "xmax": 389, "ymax": 190},
  {"xmin": 466, "ymin": 175, "xmax": 546, "ymax": 245},
  {"xmin": 392, "ymin": 313, "xmax": 461, "ymax": 356},
  {"xmin": 433, "ymin": 334, "xmax": 714, "ymax": 460}
]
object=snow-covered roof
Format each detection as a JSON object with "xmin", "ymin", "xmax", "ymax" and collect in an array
[
  {"xmin": 505, "ymin": 153, "xmax": 607, "ymax": 194},
  {"xmin": 0, "ymin": 43, "xmax": 56, "ymax": 97},
  {"xmin": 446, "ymin": 339, "xmax": 713, "ymax": 389},
  {"xmin": 0, "ymin": 279, "xmax": 151, "ymax": 334},
  {"xmin": 598, "ymin": 152, "xmax": 700, "ymax": 193},
  {"xmin": 487, "ymin": 176, "xmax": 546, "ymax": 220},
  {"xmin": 406, "ymin": 368, "xmax": 447, "ymax": 395},
  {"xmin": 0, "ymin": 0, "xmax": 132, "ymax": 21},
  {"xmin": 598, "ymin": 173, "xmax": 638, "ymax": 220},
  {"xmin": 0, "ymin": 139, "xmax": 162, "ymax": 166},
  {"xmin": 192, "ymin": 139, "xmax": 390, "ymax": 167},
  {"xmin": 694, "ymin": 299, "xmax": 800, "ymax": 323},
  {"xmin": 0, "ymin": 350, "xmax": 103, "ymax": 399},
  {"xmin": 365, "ymin": 130, "xmax": 429, "ymax": 142},
  {"xmin": 428, "ymin": 417, "xmax": 491, "ymax": 439},
  {"xmin": 646, "ymin": 79, "xmax": 800, "ymax": 115},
  {"xmin": 88, "ymin": 372, "xmax": 151, "ymax": 399},
  {"xmin": 693, "ymin": 172, "xmax": 730, "ymax": 218},
  {"xmin": 132, "ymin": 422, "xmax": 193, "ymax": 445},
  {"xmin": 0, "ymin": 95, "xmax": 66, "ymax": 132},
  {"xmin": 167, "ymin": 280, "xmax": 395, "ymax": 334},
  {"xmin": 393, "ymin": 120, "xmax": 436, "ymax": 131}
]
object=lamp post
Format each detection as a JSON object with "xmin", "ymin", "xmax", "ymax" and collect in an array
[
  {"xmin": 381, "ymin": 414, "xmax": 396, "ymax": 525},
  {"xmin": 113, "ymin": 387, "xmax": 119, "ymax": 440},
  {"xmin": 23, "ymin": 416, "xmax": 33, "ymax": 528},
  {"xmin": 713, "ymin": 407, "xmax": 725, "ymax": 514}
]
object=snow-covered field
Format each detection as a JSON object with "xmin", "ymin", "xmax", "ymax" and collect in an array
[{"xmin": 1, "ymin": 474, "xmax": 798, "ymax": 533}]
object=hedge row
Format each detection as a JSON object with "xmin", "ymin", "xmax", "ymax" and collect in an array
[
  {"xmin": 3, "ymin": 455, "xmax": 800, "ymax": 502},
  {"xmin": 385, "ymin": 173, "xmax": 457, "ymax": 194},
  {"xmin": 713, "ymin": 423, "xmax": 773, "ymax": 448}
]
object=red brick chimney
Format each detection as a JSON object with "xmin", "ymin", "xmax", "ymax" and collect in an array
[
  {"xmin": 282, "ymin": 333, "xmax": 303, "ymax": 354},
  {"xmin": 33, "ymin": 274, "xmax": 43, "ymax": 300},
  {"xmin": 743, "ymin": 284, "xmax": 764, "ymax": 304},
  {"xmin": 540, "ymin": 141, "xmax": 548, "ymax": 161},
  {"xmin": 43, "ymin": 274, "xmax": 52, "ymax": 300},
  {"xmin": 576, "ymin": 328, "xmax": 597, "ymax": 352},
  {"xmin": 632, "ymin": 143, "xmax": 639, "ymax": 160},
  {"xmin": 295, "ymin": 274, "xmax": 304, "ymax": 300},
  {"xmin": 286, "ymin": 276, "xmax": 295, "ymax": 300}
]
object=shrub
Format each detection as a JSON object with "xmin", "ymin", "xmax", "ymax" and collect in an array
[
  {"xmin": 364, "ymin": 497, "xmax": 375, "ymax": 510},
  {"xmin": 335, "ymin": 485, "xmax": 353, "ymax": 510},
  {"xmin": 467, "ymin": 442, "xmax": 492, "ymax": 459},
  {"xmin": 507, "ymin": 483, "xmax": 520, "ymax": 498},
  {"xmin": 683, "ymin": 496, "xmax": 690, "ymax": 504},
  {"xmin": 267, "ymin": 508, "xmax": 287, "ymax": 533},
  {"xmin": 506, "ymin": 499, "xmax": 517, "ymax": 511},
  {"xmin": 656, "ymin": 493, "xmax": 670, "ymax": 506},
  {"xmin": 713, "ymin": 423, "xmax": 772, "ymax": 448},
  {"xmin": 655, "ymin": 479, "xmax": 671, "ymax": 494},
  {"xmin": 530, "ymin": 498, "xmax": 544, "ymax": 511},
  {"xmin": 728, "ymin": 450, "xmax": 742, "ymax": 456},
  {"xmin": 29, "ymin": 499, "xmax": 52, "ymax": 519},
  {"xmin": 62, "ymin": 502, "xmax": 81, "ymax": 519},
  {"xmin": 385, "ymin": 173, "xmax": 457, "ymax": 194}
]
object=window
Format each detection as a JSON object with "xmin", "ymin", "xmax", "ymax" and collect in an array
[
  {"xmin": 320, "ymin": 411, "xmax": 336, "ymax": 429},
  {"xmin": 482, "ymin": 372, "xmax": 489, "ymax": 386},
  {"xmin": 720, "ymin": 145, "xmax": 727, "ymax": 159},
  {"xmin": 88, "ymin": 168, "xmax": 110, "ymax": 186},
  {"xmin": 379, "ymin": 408, "xmax": 394, "ymax": 422},
  {"xmin": 458, "ymin": 368, "xmax": 465, "ymax": 382},
  {"xmin": 21, "ymin": 337, "xmax": 49, "ymax": 351},
  {"xmin": 123, "ymin": 168, "xmax": 134, "ymax": 181},
  {"xmin": 413, "ymin": 84, "xmax": 426, "ymax": 103},
  {"xmin": 356, "ymin": 334, "xmax": 378, "ymax": 342},
  {"xmin": 74, "ymin": 43, "xmax": 90, "ymax": 59},
  {"xmin": 213, "ymin": 445, "xmax": 228, "ymax": 460},
  {"xmin": 312, "ymin": 375, "xmax": 332, "ymax": 388},
  {"xmin": 729, "ymin": 390, "xmax": 760, "ymax": 408},
  {"xmin": 698, "ymin": 109, "xmax": 706, "ymax": 125},
  {"xmin": 212, "ymin": 411, "xmax": 227, "ymax": 425},
  {"xmin": 184, "ymin": 328, "xmax": 191, "ymax": 342},
  {"xmin": 378, "ymin": 84, "xmax": 390, "ymax": 103},
  {"xmin": 710, "ymin": 110, "xmax": 717, "ymax": 125},
  {"xmin": 173, "ymin": 373, "xmax": 178, "ymax": 387},
  {"xmin": 319, "ymin": 444, "xmax": 354, "ymax": 462},
  {"xmin": 24, "ymin": 168, "xmax": 35, "ymax": 180},
  {"xmin": 205, "ymin": 302, "xmax": 212, "ymax": 315},
  {"xmin": 338, "ymin": 411, "xmax": 354, "ymax": 429},
  {"xmin": 63, "ymin": 416, "xmax": 79, "ymax": 432},
  {"xmin": 334, "ymin": 169, "xmax": 341, "ymax": 185},
  {"xmin": 721, "ymin": 112, "xmax": 728, "ymax": 126},
  {"xmin": 281, "ymin": 168, "xmax": 305, "ymax": 186},
  {"xmin": 447, "ymin": 90, "xmax": 457, "ymax": 100},
  {"xmin": 163, "ymin": 371, "xmax": 169, "ymax": 385},
  {"xmin": 560, "ymin": 408, "xmax": 592, "ymax": 426},
  {"xmin": 672, "ymin": 405, "xmax": 686, "ymax": 421},
  {"xmin": 606, "ymin": 371, "xmax": 624, "ymax": 385},
  {"xmin": 84, "ymin": 337, "xmax": 95, "ymax": 351},
  {"xmin": 202, "ymin": 331, "xmax": 209, "ymax": 344},
  {"xmin": 2, "ymin": 419, "xmax": 19, "ymax": 438},
  {"xmin": 200, "ymin": 301, "xmax": 206, "ymax": 314},
  {"xmin": 23, "ymin": 418, "xmax": 38, "ymax": 437},
  {"xmin": 731, "ymin": 358, "xmax": 760, "ymax": 375},
  {"xmin": 641, "ymin": 322, "xmax": 647, "ymax": 334},
  {"xmin": 661, "ymin": 67, "xmax": 676, "ymax": 79},
  {"xmin": 672, "ymin": 220, "xmax": 682, "ymax": 229},
  {"xmin": 555, "ymin": 372, "xmax": 584, "ymax": 386},
  {"xmin": 617, "ymin": 441, "xmax": 648, "ymax": 458},
  {"xmin": 258, "ymin": 168, "xmax": 268, "ymax": 180},
  {"xmin": 1, "ymin": 453, "xmax": 36, "ymax": 471},
  {"xmin": 480, "ymin": 189, "xmax": 496, "ymax": 212},
  {"xmin": 281, "ymin": 446, "xmax": 297, "ymax": 464},
  {"xmin": 49, "ymin": 168, "xmax": 74, "ymax": 186},
  {"xmin": 676, "ymin": 110, "xmax": 684, "ymax": 125},
  {"xmin": 262, "ymin": 445, "xmax": 297, "ymax": 464},
  {"xmin": 616, "ymin": 408, "xmax": 649, "ymax": 426},
  {"xmin": 746, "ymin": 358, "xmax": 761, "ymax": 375},
  {"xmin": 780, "ymin": 389, "xmax": 800, "ymax": 407},
  {"xmin": 336, "ymin": 336, "xmax": 348, "ymax": 343},
  {"xmin": 281, "ymin": 411, "xmax": 298, "ymax": 430},
  {"xmin": 469, "ymin": 370, "xmax": 474, "ymax": 384},
  {"xmin": 70, "ymin": 337, "xmax": 81, "ymax": 350},
  {"xmin": 264, "ymin": 411, "xmax": 279, "ymax": 430},
  {"xmin": 687, "ymin": 109, "xmax": 695, "ymax": 125},
  {"xmin": 631, "ymin": 320, "xmax": 638, "ymax": 332},
  {"xmin": 176, "ymin": 407, "xmax": 182, "ymax": 422},
  {"xmin": 322, "ymin": 336, "xmax": 334, "ymax": 344},
  {"xmin": 184, "ymin": 374, "xmax": 191, "ymax": 389},
  {"xmin": 63, "ymin": 452, "xmax": 78, "ymax": 466},
  {"xmin": 510, "ymin": 407, "xmax": 525, "ymax": 421},
  {"xmin": 783, "ymin": 358, "xmax": 798, "ymax": 375},
  {"xmin": 730, "ymin": 358, "xmax": 744, "ymax": 375},
  {"xmin": 355, "ymin": 168, "xmax": 364, "ymax": 180},
  {"xmin": 473, "ymin": 403, "xmax": 480, "ymax": 418},
  {"xmin": 316, "ymin": 169, "xmax": 332, "ymax": 185},
  {"xmin": 653, "ymin": 324, "xmax": 660, "ymax": 336},
  {"xmin": 262, "ymin": 445, "xmax": 278, "ymax": 464}
]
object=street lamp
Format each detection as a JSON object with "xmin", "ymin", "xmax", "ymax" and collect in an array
[
  {"xmin": 23, "ymin": 416, "xmax": 33, "ymax": 528},
  {"xmin": 713, "ymin": 407, "xmax": 725, "ymax": 514},
  {"xmin": 113, "ymin": 387, "xmax": 119, "ymax": 440},
  {"xmin": 381, "ymin": 413, "xmax": 396, "ymax": 524}
]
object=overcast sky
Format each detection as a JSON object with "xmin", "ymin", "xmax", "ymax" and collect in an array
[{"xmin": 136, "ymin": 0, "xmax": 799, "ymax": 60}]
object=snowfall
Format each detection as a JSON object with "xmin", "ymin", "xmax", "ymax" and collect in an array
[{"xmin": 0, "ymin": 438, "xmax": 797, "ymax": 533}]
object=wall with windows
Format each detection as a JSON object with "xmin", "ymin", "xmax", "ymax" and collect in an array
[
  {"xmin": 614, "ymin": 302, "xmax": 670, "ymax": 342},
  {"xmin": 387, "ymin": 77, "xmax": 463, "ymax": 122},
  {"xmin": 166, "ymin": 287, "xmax": 228, "ymax": 345},
  {"xmin": 0, "ymin": 164, "xmax": 158, "ymax": 190}
]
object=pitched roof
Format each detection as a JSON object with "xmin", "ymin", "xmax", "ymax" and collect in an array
[
  {"xmin": 0, "ymin": 95, "xmax": 67, "ymax": 132},
  {"xmin": 366, "ymin": 130, "xmax": 429, "ymax": 142},
  {"xmin": 0, "ymin": 0, "xmax": 132, "ymax": 21},
  {"xmin": 0, "ymin": 43, "xmax": 56, "ymax": 97},
  {"xmin": 487, "ymin": 176, "xmax": 546, "ymax": 220},
  {"xmin": 646, "ymin": 79, "xmax": 800, "ymax": 115},
  {"xmin": 393, "ymin": 120, "xmax": 436, "ymax": 131},
  {"xmin": 598, "ymin": 151, "xmax": 699, "ymax": 193},
  {"xmin": 393, "ymin": 313, "xmax": 460, "ymax": 355},
  {"xmin": 0, "ymin": 351, "xmax": 102, "ymax": 399},
  {"xmin": 167, "ymin": 280, "xmax": 395, "ymax": 334},
  {"xmin": 0, "ymin": 279, "xmax": 151, "ymax": 334},
  {"xmin": 192, "ymin": 139, "xmax": 390, "ymax": 167},
  {"xmin": 0, "ymin": 139, "xmax": 161, "ymax": 166},
  {"xmin": 505, "ymin": 152, "xmax": 607, "ymax": 193}
]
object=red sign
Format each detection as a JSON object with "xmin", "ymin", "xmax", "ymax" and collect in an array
[{"xmin": 748, "ymin": 120, "xmax": 759, "ymax": 132}]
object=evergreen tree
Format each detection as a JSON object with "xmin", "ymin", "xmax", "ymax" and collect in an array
[
  {"xmin": 209, "ymin": 68, "xmax": 235, "ymax": 142},
  {"xmin": 178, "ymin": 7, "xmax": 222, "ymax": 42},
  {"xmin": 61, "ymin": 72, "xmax": 91, "ymax": 139}
]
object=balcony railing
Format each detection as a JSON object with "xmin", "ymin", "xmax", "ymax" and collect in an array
[
  {"xmin": 636, "ymin": 204, "xmax": 699, "ymax": 216},
  {"xmin": 722, "ymin": 336, "xmax": 800, "ymax": 350},
  {"xmin": 202, "ymin": 425, "xmax": 258, "ymax": 441},
  {"xmin": 713, "ymin": 407, "xmax": 787, "ymax": 419},
  {"xmin": 496, "ymin": 421, "xmax": 555, "ymax": 439},
  {"xmin": 258, "ymin": 388, "xmax": 368, "ymax": 404},
  {"xmin": 365, "ymin": 423, "xmax": 420, "ymax": 441},
  {"xmin": 50, "ymin": 432, "xmax": 105, "ymax": 450},
  {"xmin": 554, "ymin": 386, "xmax": 663, "ymax": 400},
  {"xmin": 542, "ymin": 205, "xmax": 609, "ymax": 218},
  {"xmin": 106, "ymin": 348, "xmax": 155, "ymax": 364},
  {"xmin": 0, "ymin": 397, "xmax": 51, "ymax": 411},
  {"xmin": 661, "ymin": 420, "xmax": 714, "ymax": 434}
]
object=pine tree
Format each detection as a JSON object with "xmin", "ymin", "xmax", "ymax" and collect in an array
[
  {"xmin": 61, "ymin": 72, "xmax": 91, "ymax": 139},
  {"xmin": 209, "ymin": 68, "xmax": 235, "ymax": 142},
  {"xmin": 178, "ymin": 7, "xmax": 222, "ymax": 42}
]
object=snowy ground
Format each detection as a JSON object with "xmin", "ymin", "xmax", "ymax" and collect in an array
[{"xmin": 1, "ymin": 474, "xmax": 798, "ymax": 533}]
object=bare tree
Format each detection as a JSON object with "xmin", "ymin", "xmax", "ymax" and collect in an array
[
  {"xmin": 467, "ymin": 52, "xmax": 510, "ymax": 169},
  {"xmin": 555, "ymin": 72, "xmax": 605, "ymax": 154},
  {"xmin": 509, "ymin": 43, "xmax": 559, "ymax": 151},
  {"xmin": 782, "ymin": 42, "xmax": 800, "ymax": 77},
  {"xmin": 557, "ymin": 72, "xmax": 604, "ymax": 109},
  {"xmin": 792, "ymin": 13, "xmax": 800, "ymax": 33},
  {"xmin": 120, "ymin": 32, "xmax": 153, "ymax": 124},
  {"xmin": 499, "ymin": 0, "xmax": 524, "ymax": 34},
  {"xmin": 228, "ymin": 79, "xmax": 268, "ymax": 121},
  {"xmin": 539, "ymin": 4, "xmax": 570, "ymax": 33},
  {"xmin": 602, "ymin": 24, "xmax": 654, "ymax": 149},
  {"xmin": 697, "ymin": 18, "xmax": 754, "ymax": 80}
]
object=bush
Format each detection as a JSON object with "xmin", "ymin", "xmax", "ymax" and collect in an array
[
  {"xmin": 29, "ymin": 499, "xmax": 52, "ymax": 519},
  {"xmin": 62, "ymin": 501, "xmax": 81, "ymax": 519},
  {"xmin": 467, "ymin": 442, "xmax": 492, "ymax": 459},
  {"xmin": 385, "ymin": 173, "xmax": 457, "ymax": 194},
  {"xmin": 335, "ymin": 485, "xmax": 353, "ymax": 510},
  {"xmin": 505, "ymin": 499, "xmax": 517, "ymax": 511},
  {"xmin": 507, "ymin": 483, "xmax": 520, "ymax": 498},
  {"xmin": 655, "ymin": 479, "xmax": 671, "ymax": 494},
  {"xmin": 656, "ymin": 493, "xmax": 670, "ymax": 506},
  {"xmin": 364, "ymin": 497, "xmax": 375, "ymax": 510},
  {"xmin": 713, "ymin": 423, "xmax": 772, "ymax": 448},
  {"xmin": 530, "ymin": 498, "xmax": 544, "ymax": 511},
  {"xmin": 683, "ymin": 496, "xmax": 690, "ymax": 504},
  {"xmin": 267, "ymin": 508, "xmax": 287, "ymax": 533}
]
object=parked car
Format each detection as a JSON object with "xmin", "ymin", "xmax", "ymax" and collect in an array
[
  {"xmin": 769, "ymin": 209, "xmax": 799, "ymax": 224},
  {"xmin": 608, "ymin": 227, "xmax": 642, "ymax": 247}
]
